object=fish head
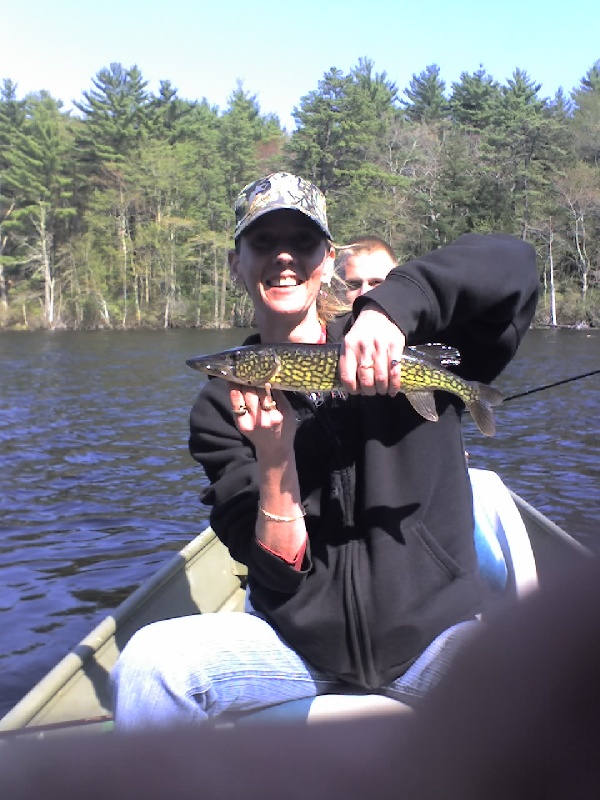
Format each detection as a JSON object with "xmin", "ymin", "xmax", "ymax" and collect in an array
[{"xmin": 186, "ymin": 346, "xmax": 278, "ymax": 388}]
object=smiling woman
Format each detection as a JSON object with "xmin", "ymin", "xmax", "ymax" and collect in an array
[
  {"xmin": 230, "ymin": 209, "xmax": 335, "ymax": 339},
  {"xmin": 111, "ymin": 171, "xmax": 540, "ymax": 729},
  {"xmin": 229, "ymin": 173, "xmax": 344, "ymax": 341}
]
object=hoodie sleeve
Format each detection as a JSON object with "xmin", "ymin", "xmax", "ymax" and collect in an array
[
  {"xmin": 188, "ymin": 377, "xmax": 311, "ymax": 593},
  {"xmin": 355, "ymin": 233, "xmax": 539, "ymax": 382}
]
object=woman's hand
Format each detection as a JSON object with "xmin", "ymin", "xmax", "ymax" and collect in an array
[
  {"xmin": 229, "ymin": 385, "xmax": 296, "ymax": 458},
  {"xmin": 339, "ymin": 303, "xmax": 405, "ymax": 396},
  {"xmin": 229, "ymin": 385, "xmax": 306, "ymax": 564}
]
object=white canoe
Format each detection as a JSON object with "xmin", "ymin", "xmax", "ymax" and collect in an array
[{"xmin": 0, "ymin": 470, "xmax": 593, "ymax": 736}]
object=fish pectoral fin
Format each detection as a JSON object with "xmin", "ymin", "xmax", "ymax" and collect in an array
[{"xmin": 405, "ymin": 391, "xmax": 439, "ymax": 422}]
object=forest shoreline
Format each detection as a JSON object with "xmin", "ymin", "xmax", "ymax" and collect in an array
[{"xmin": 0, "ymin": 319, "xmax": 595, "ymax": 334}]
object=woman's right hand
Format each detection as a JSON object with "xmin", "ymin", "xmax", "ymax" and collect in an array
[
  {"xmin": 229, "ymin": 385, "xmax": 296, "ymax": 460},
  {"xmin": 230, "ymin": 385, "xmax": 306, "ymax": 563}
]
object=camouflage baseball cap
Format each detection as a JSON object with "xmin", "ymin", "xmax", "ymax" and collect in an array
[{"xmin": 234, "ymin": 172, "xmax": 331, "ymax": 240}]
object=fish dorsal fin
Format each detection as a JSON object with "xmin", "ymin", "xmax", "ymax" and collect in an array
[
  {"xmin": 408, "ymin": 344, "xmax": 461, "ymax": 367},
  {"xmin": 405, "ymin": 390, "xmax": 439, "ymax": 422}
]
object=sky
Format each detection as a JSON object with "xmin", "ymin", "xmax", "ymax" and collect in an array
[{"xmin": 2, "ymin": 0, "xmax": 598, "ymax": 131}]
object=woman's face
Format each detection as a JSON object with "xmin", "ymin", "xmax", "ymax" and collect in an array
[{"xmin": 229, "ymin": 209, "xmax": 334, "ymax": 330}]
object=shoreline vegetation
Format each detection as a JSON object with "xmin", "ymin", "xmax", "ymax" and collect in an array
[
  {"xmin": 0, "ymin": 318, "xmax": 596, "ymax": 334},
  {"xmin": 1, "ymin": 58, "xmax": 599, "ymax": 332}
]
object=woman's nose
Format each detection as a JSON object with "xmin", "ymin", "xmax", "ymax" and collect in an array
[{"xmin": 275, "ymin": 249, "xmax": 294, "ymax": 263}]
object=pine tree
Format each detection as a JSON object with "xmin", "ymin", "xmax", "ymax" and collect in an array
[
  {"xmin": 1, "ymin": 92, "xmax": 76, "ymax": 325},
  {"xmin": 219, "ymin": 82, "xmax": 285, "ymax": 206},
  {"xmin": 402, "ymin": 64, "xmax": 448, "ymax": 123},
  {"xmin": 74, "ymin": 63, "xmax": 151, "ymax": 174},
  {"xmin": 289, "ymin": 58, "xmax": 401, "ymax": 219},
  {"xmin": 0, "ymin": 80, "xmax": 28, "ymax": 310},
  {"xmin": 148, "ymin": 80, "xmax": 196, "ymax": 143},
  {"xmin": 571, "ymin": 60, "xmax": 600, "ymax": 165},
  {"xmin": 327, "ymin": 59, "xmax": 405, "ymax": 241},
  {"xmin": 288, "ymin": 68, "xmax": 350, "ymax": 192},
  {"xmin": 449, "ymin": 67, "xmax": 502, "ymax": 130},
  {"xmin": 481, "ymin": 69, "xmax": 567, "ymax": 236}
]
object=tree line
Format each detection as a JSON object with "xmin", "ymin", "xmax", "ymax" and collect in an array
[{"xmin": 0, "ymin": 57, "xmax": 598, "ymax": 330}]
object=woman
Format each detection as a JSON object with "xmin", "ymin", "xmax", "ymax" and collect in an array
[{"xmin": 111, "ymin": 172, "xmax": 539, "ymax": 726}]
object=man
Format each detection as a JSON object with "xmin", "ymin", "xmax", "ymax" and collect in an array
[{"xmin": 337, "ymin": 236, "xmax": 398, "ymax": 303}]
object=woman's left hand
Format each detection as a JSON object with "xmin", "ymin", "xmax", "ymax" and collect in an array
[{"xmin": 339, "ymin": 303, "xmax": 405, "ymax": 396}]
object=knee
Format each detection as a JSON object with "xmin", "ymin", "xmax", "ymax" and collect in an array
[{"xmin": 112, "ymin": 620, "xmax": 169, "ymax": 686}]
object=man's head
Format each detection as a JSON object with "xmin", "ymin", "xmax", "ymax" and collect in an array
[{"xmin": 337, "ymin": 237, "xmax": 397, "ymax": 303}]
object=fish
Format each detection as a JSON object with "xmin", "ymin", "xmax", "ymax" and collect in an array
[{"xmin": 186, "ymin": 343, "xmax": 504, "ymax": 436}]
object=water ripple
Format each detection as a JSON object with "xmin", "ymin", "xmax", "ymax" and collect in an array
[{"xmin": 0, "ymin": 327, "xmax": 598, "ymax": 718}]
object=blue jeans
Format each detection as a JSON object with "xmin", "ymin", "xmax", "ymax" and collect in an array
[{"xmin": 111, "ymin": 609, "xmax": 478, "ymax": 729}]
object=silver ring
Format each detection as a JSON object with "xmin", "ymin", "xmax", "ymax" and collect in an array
[
  {"xmin": 262, "ymin": 399, "xmax": 277, "ymax": 411},
  {"xmin": 233, "ymin": 405, "xmax": 248, "ymax": 417},
  {"xmin": 390, "ymin": 359, "xmax": 399, "ymax": 368}
]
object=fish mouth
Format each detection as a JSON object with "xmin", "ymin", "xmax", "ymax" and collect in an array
[{"xmin": 186, "ymin": 356, "xmax": 234, "ymax": 379}]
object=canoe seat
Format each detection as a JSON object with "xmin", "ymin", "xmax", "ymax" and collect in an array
[
  {"xmin": 237, "ymin": 470, "xmax": 538, "ymax": 725},
  {"xmin": 469, "ymin": 468, "xmax": 538, "ymax": 598}
]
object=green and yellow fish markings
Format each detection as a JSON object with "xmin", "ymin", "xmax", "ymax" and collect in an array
[{"xmin": 187, "ymin": 343, "xmax": 504, "ymax": 436}]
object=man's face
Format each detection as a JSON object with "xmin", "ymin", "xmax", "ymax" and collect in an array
[{"xmin": 343, "ymin": 250, "xmax": 396, "ymax": 303}]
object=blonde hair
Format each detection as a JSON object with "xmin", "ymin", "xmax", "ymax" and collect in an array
[{"xmin": 316, "ymin": 250, "xmax": 352, "ymax": 324}]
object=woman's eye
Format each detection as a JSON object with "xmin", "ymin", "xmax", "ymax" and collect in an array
[
  {"xmin": 247, "ymin": 229, "xmax": 321, "ymax": 253},
  {"xmin": 292, "ymin": 233, "xmax": 319, "ymax": 252},
  {"xmin": 249, "ymin": 233, "xmax": 275, "ymax": 250}
]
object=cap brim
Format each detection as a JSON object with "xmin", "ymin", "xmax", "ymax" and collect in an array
[{"xmin": 235, "ymin": 204, "xmax": 331, "ymax": 240}]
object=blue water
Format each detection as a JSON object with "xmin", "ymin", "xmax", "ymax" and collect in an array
[{"xmin": 0, "ymin": 327, "xmax": 598, "ymax": 718}]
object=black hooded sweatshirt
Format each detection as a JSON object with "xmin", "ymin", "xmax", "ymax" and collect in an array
[{"xmin": 189, "ymin": 233, "xmax": 539, "ymax": 690}]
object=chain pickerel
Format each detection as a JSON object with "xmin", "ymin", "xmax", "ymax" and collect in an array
[{"xmin": 186, "ymin": 343, "xmax": 504, "ymax": 436}]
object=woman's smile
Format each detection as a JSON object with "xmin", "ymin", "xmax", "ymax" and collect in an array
[{"xmin": 265, "ymin": 273, "xmax": 305, "ymax": 288}]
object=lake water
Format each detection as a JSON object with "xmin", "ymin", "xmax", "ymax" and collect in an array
[{"xmin": 1, "ymin": 327, "xmax": 599, "ymax": 718}]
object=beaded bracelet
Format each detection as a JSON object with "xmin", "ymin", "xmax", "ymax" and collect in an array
[{"xmin": 259, "ymin": 506, "xmax": 306, "ymax": 523}]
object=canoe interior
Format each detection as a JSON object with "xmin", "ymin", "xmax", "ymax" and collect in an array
[
  {"xmin": 0, "ymin": 485, "xmax": 593, "ymax": 736},
  {"xmin": 0, "ymin": 528, "xmax": 247, "ymax": 734}
]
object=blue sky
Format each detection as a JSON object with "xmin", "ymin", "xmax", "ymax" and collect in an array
[{"xmin": 2, "ymin": 0, "xmax": 598, "ymax": 130}]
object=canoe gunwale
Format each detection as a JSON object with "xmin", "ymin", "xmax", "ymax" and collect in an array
[
  {"xmin": 0, "ymin": 527, "xmax": 243, "ymax": 732},
  {"xmin": 510, "ymin": 491, "xmax": 594, "ymax": 562}
]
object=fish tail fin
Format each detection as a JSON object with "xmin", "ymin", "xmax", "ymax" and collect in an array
[{"xmin": 467, "ymin": 383, "xmax": 504, "ymax": 437}]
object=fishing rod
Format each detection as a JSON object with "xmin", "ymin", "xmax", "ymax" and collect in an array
[{"xmin": 503, "ymin": 368, "xmax": 600, "ymax": 402}]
